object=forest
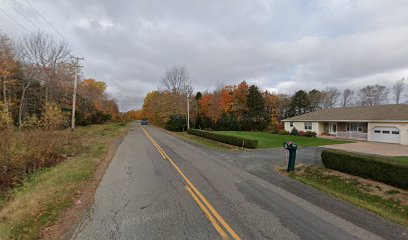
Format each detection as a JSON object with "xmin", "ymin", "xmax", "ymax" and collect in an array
[
  {"xmin": 141, "ymin": 66, "xmax": 406, "ymax": 132},
  {"xmin": 0, "ymin": 30, "xmax": 119, "ymax": 192}
]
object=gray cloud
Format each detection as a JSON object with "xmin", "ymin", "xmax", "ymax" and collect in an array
[{"xmin": 1, "ymin": 0, "xmax": 408, "ymax": 109}]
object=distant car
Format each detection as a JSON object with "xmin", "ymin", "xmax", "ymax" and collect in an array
[{"xmin": 141, "ymin": 120, "xmax": 148, "ymax": 125}]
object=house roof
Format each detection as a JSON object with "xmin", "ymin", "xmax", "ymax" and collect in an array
[{"xmin": 282, "ymin": 104, "xmax": 408, "ymax": 122}]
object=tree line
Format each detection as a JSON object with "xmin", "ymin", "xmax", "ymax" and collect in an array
[
  {"xmin": 0, "ymin": 30, "xmax": 119, "ymax": 131},
  {"xmin": 139, "ymin": 67, "xmax": 406, "ymax": 132}
]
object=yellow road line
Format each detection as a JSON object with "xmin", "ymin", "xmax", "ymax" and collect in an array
[
  {"xmin": 185, "ymin": 185, "xmax": 229, "ymax": 240},
  {"xmin": 140, "ymin": 126, "xmax": 241, "ymax": 240},
  {"xmin": 141, "ymin": 127, "xmax": 166, "ymax": 159}
]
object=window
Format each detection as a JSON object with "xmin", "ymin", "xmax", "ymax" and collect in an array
[
  {"xmin": 374, "ymin": 130, "xmax": 381, "ymax": 133},
  {"xmin": 290, "ymin": 122, "xmax": 293, "ymax": 127},
  {"xmin": 346, "ymin": 123, "xmax": 363, "ymax": 132},
  {"xmin": 382, "ymin": 130, "xmax": 390, "ymax": 134},
  {"xmin": 304, "ymin": 122, "xmax": 312, "ymax": 130},
  {"xmin": 392, "ymin": 131, "xmax": 400, "ymax": 134}
]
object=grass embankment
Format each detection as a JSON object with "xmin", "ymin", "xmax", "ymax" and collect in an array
[
  {"xmin": 289, "ymin": 167, "xmax": 408, "ymax": 227},
  {"xmin": 0, "ymin": 122, "xmax": 128, "ymax": 240},
  {"xmin": 170, "ymin": 131, "xmax": 236, "ymax": 150},
  {"xmin": 214, "ymin": 131, "xmax": 350, "ymax": 148}
]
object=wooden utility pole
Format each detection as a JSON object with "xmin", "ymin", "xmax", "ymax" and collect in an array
[
  {"xmin": 71, "ymin": 56, "xmax": 84, "ymax": 130},
  {"xmin": 186, "ymin": 91, "xmax": 190, "ymax": 129}
]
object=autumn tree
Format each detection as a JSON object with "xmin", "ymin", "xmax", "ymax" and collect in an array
[
  {"xmin": 232, "ymin": 81, "xmax": 249, "ymax": 119},
  {"xmin": 219, "ymin": 85, "xmax": 234, "ymax": 113},
  {"xmin": 264, "ymin": 91, "xmax": 281, "ymax": 131},
  {"xmin": 160, "ymin": 65, "xmax": 192, "ymax": 116},
  {"xmin": 0, "ymin": 32, "xmax": 18, "ymax": 122},
  {"xmin": 196, "ymin": 92, "xmax": 213, "ymax": 128}
]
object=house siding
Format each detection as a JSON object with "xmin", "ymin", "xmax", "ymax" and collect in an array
[{"xmin": 284, "ymin": 121, "xmax": 321, "ymax": 134}]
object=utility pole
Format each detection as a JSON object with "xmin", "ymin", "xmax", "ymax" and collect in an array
[
  {"xmin": 71, "ymin": 56, "xmax": 84, "ymax": 130},
  {"xmin": 186, "ymin": 91, "xmax": 190, "ymax": 129}
]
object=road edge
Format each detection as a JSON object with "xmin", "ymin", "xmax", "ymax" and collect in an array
[{"xmin": 40, "ymin": 126, "xmax": 130, "ymax": 240}]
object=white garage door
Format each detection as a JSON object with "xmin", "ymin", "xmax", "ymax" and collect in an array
[{"xmin": 371, "ymin": 127, "xmax": 400, "ymax": 144}]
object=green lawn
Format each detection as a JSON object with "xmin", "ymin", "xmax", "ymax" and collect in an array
[
  {"xmin": 215, "ymin": 131, "xmax": 351, "ymax": 148},
  {"xmin": 290, "ymin": 167, "xmax": 408, "ymax": 227},
  {"xmin": 392, "ymin": 156, "xmax": 408, "ymax": 163}
]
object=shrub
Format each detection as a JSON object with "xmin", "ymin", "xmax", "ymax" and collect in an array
[
  {"xmin": 21, "ymin": 114, "xmax": 41, "ymax": 130},
  {"xmin": 298, "ymin": 130, "xmax": 305, "ymax": 136},
  {"xmin": 165, "ymin": 114, "xmax": 187, "ymax": 132},
  {"xmin": 0, "ymin": 103, "xmax": 13, "ymax": 130},
  {"xmin": 0, "ymin": 129, "xmax": 78, "ymax": 192},
  {"xmin": 41, "ymin": 102, "xmax": 68, "ymax": 130},
  {"xmin": 321, "ymin": 149, "xmax": 408, "ymax": 190},
  {"xmin": 278, "ymin": 130, "xmax": 289, "ymax": 135},
  {"xmin": 290, "ymin": 127, "xmax": 299, "ymax": 135},
  {"xmin": 187, "ymin": 129, "xmax": 257, "ymax": 148},
  {"xmin": 215, "ymin": 113, "xmax": 241, "ymax": 131},
  {"xmin": 305, "ymin": 131, "xmax": 317, "ymax": 137}
]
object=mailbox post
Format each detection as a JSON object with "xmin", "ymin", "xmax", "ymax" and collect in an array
[{"xmin": 283, "ymin": 142, "xmax": 297, "ymax": 171}]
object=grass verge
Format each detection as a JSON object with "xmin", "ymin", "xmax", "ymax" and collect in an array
[
  {"xmin": 0, "ymin": 122, "xmax": 129, "ymax": 240},
  {"xmin": 289, "ymin": 166, "xmax": 408, "ymax": 227},
  {"xmin": 214, "ymin": 131, "xmax": 351, "ymax": 148},
  {"xmin": 168, "ymin": 131, "xmax": 237, "ymax": 150}
]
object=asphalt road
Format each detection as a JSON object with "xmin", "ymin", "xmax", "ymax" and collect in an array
[{"xmin": 73, "ymin": 123, "xmax": 408, "ymax": 240}]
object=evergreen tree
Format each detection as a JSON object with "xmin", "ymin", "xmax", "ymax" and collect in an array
[
  {"xmin": 242, "ymin": 85, "xmax": 269, "ymax": 130},
  {"xmin": 288, "ymin": 90, "xmax": 310, "ymax": 117},
  {"xmin": 247, "ymin": 85, "xmax": 265, "ymax": 114}
]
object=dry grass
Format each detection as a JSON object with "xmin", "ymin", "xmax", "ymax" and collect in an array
[{"xmin": 0, "ymin": 122, "xmax": 128, "ymax": 240}]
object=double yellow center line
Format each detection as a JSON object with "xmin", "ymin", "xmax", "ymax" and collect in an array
[{"xmin": 140, "ymin": 126, "xmax": 241, "ymax": 240}]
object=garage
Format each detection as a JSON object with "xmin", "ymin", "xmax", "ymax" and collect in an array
[{"xmin": 371, "ymin": 127, "xmax": 400, "ymax": 144}]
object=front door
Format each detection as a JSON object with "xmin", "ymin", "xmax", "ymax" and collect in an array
[{"xmin": 329, "ymin": 123, "xmax": 337, "ymax": 134}]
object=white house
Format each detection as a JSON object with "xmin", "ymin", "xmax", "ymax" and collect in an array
[{"xmin": 282, "ymin": 104, "xmax": 408, "ymax": 145}]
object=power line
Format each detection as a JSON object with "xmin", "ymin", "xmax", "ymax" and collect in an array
[
  {"xmin": 0, "ymin": 6, "xmax": 29, "ymax": 31},
  {"xmin": 5, "ymin": 0, "xmax": 41, "ymax": 30},
  {"xmin": 22, "ymin": 0, "xmax": 83, "ymax": 57}
]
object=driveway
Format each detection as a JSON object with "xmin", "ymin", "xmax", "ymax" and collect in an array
[{"xmin": 321, "ymin": 141, "xmax": 408, "ymax": 156}]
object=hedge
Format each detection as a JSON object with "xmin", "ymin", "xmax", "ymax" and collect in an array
[
  {"xmin": 187, "ymin": 129, "xmax": 258, "ymax": 148},
  {"xmin": 321, "ymin": 149, "xmax": 408, "ymax": 190}
]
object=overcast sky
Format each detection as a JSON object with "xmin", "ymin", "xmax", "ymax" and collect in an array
[{"xmin": 1, "ymin": 0, "xmax": 408, "ymax": 110}]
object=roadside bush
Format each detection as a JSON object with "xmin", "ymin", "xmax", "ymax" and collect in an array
[
  {"xmin": 305, "ymin": 131, "xmax": 317, "ymax": 137},
  {"xmin": 290, "ymin": 127, "xmax": 299, "ymax": 135},
  {"xmin": 298, "ymin": 130, "xmax": 305, "ymax": 136},
  {"xmin": 321, "ymin": 149, "xmax": 408, "ymax": 190},
  {"xmin": 278, "ymin": 130, "xmax": 289, "ymax": 135},
  {"xmin": 0, "ymin": 129, "xmax": 81, "ymax": 193},
  {"xmin": 187, "ymin": 129, "xmax": 258, "ymax": 148},
  {"xmin": 41, "ymin": 102, "xmax": 68, "ymax": 130},
  {"xmin": 165, "ymin": 114, "xmax": 187, "ymax": 132}
]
